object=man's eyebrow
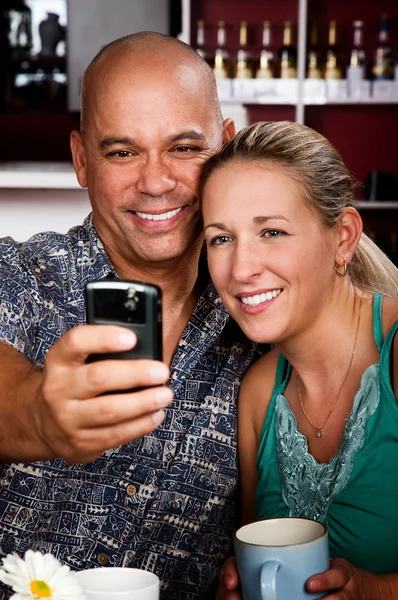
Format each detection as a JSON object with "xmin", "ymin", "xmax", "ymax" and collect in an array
[
  {"xmin": 99, "ymin": 131, "xmax": 207, "ymax": 150},
  {"xmin": 99, "ymin": 137, "xmax": 134, "ymax": 150},
  {"xmin": 167, "ymin": 131, "xmax": 207, "ymax": 144}
]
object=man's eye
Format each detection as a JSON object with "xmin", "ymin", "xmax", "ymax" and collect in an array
[
  {"xmin": 108, "ymin": 150, "xmax": 132, "ymax": 158},
  {"xmin": 172, "ymin": 146, "xmax": 199, "ymax": 153},
  {"xmin": 208, "ymin": 235, "xmax": 232, "ymax": 247}
]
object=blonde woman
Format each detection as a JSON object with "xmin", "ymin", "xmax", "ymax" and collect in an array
[{"xmin": 200, "ymin": 121, "xmax": 398, "ymax": 600}]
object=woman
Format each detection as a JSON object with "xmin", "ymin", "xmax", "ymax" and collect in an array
[{"xmin": 200, "ymin": 121, "xmax": 398, "ymax": 599}]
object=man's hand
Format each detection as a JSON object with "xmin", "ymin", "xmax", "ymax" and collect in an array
[
  {"xmin": 216, "ymin": 557, "xmax": 242, "ymax": 600},
  {"xmin": 1, "ymin": 325, "xmax": 172, "ymax": 463}
]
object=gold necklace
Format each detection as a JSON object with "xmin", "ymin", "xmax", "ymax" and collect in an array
[{"xmin": 296, "ymin": 293, "xmax": 363, "ymax": 438}]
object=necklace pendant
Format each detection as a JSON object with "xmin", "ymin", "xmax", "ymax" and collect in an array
[{"xmin": 316, "ymin": 429, "xmax": 322, "ymax": 438}]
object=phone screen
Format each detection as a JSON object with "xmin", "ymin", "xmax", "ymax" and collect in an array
[{"xmin": 92, "ymin": 287, "xmax": 147, "ymax": 324}]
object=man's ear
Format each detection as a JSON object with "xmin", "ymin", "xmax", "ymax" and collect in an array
[
  {"xmin": 335, "ymin": 207, "xmax": 363, "ymax": 267},
  {"xmin": 222, "ymin": 118, "xmax": 236, "ymax": 143},
  {"xmin": 70, "ymin": 130, "xmax": 88, "ymax": 188}
]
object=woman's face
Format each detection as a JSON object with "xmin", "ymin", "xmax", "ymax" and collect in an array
[{"xmin": 202, "ymin": 161, "xmax": 338, "ymax": 344}]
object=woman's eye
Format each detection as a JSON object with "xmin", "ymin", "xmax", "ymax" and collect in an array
[
  {"xmin": 263, "ymin": 229, "xmax": 284, "ymax": 238},
  {"xmin": 208, "ymin": 235, "xmax": 232, "ymax": 246}
]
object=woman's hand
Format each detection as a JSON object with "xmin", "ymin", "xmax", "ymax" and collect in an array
[
  {"xmin": 306, "ymin": 558, "xmax": 389, "ymax": 600},
  {"xmin": 216, "ymin": 557, "xmax": 242, "ymax": 600}
]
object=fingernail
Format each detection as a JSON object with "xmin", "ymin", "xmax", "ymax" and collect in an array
[
  {"xmin": 150, "ymin": 364, "xmax": 169, "ymax": 384},
  {"xmin": 307, "ymin": 580, "xmax": 319, "ymax": 592},
  {"xmin": 155, "ymin": 387, "xmax": 173, "ymax": 407},
  {"xmin": 152, "ymin": 409, "xmax": 165, "ymax": 425},
  {"xmin": 118, "ymin": 331, "xmax": 136, "ymax": 348}
]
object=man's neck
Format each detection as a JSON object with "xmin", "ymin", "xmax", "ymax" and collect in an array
[{"xmin": 109, "ymin": 241, "xmax": 205, "ymax": 364}]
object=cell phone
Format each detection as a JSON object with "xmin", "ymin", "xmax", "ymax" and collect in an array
[{"xmin": 85, "ymin": 277, "xmax": 162, "ymax": 362}]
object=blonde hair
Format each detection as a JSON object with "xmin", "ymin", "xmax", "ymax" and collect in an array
[{"xmin": 200, "ymin": 121, "xmax": 398, "ymax": 297}]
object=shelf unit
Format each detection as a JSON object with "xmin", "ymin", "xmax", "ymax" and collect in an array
[
  {"xmin": 181, "ymin": 0, "xmax": 398, "ymax": 264},
  {"xmin": 181, "ymin": 0, "xmax": 398, "ymax": 118}
]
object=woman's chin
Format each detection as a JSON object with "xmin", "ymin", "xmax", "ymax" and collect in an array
[{"xmin": 238, "ymin": 324, "xmax": 278, "ymax": 345}]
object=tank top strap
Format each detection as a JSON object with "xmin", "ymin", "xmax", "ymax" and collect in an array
[
  {"xmin": 274, "ymin": 353, "xmax": 292, "ymax": 396},
  {"xmin": 379, "ymin": 319, "xmax": 398, "ymax": 392},
  {"xmin": 372, "ymin": 293, "xmax": 384, "ymax": 353}
]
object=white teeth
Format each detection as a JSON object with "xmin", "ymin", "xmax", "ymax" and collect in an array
[
  {"xmin": 135, "ymin": 207, "xmax": 182, "ymax": 221},
  {"xmin": 240, "ymin": 289, "xmax": 282, "ymax": 306}
]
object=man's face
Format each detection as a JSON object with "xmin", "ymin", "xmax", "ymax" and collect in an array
[{"xmin": 75, "ymin": 57, "xmax": 229, "ymax": 269}]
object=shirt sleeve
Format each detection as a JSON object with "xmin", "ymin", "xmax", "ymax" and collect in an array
[{"xmin": 0, "ymin": 238, "xmax": 41, "ymax": 363}]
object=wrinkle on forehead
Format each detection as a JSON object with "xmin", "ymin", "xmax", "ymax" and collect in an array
[{"xmin": 83, "ymin": 44, "xmax": 222, "ymax": 138}]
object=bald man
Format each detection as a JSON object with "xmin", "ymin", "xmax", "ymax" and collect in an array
[{"xmin": 0, "ymin": 33, "xmax": 259, "ymax": 599}]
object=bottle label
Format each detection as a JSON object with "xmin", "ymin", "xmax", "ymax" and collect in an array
[
  {"xmin": 347, "ymin": 65, "xmax": 365, "ymax": 82},
  {"xmin": 307, "ymin": 67, "xmax": 323, "ymax": 79},
  {"xmin": 280, "ymin": 66, "xmax": 297, "ymax": 78},
  {"xmin": 325, "ymin": 67, "xmax": 342, "ymax": 80},
  {"xmin": 256, "ymin": 67, "xmax": 274, "ymax": 79}
]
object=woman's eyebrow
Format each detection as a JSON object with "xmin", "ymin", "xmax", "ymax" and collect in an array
[{"xmin": 253, "ymin": 215, "xmax": 289, "ymax": 224}]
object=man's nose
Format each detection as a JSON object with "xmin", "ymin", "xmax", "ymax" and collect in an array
[
  {"xmin": 135, "ymin": 157, "xmax": 177, "ymax": 196},
  {"xmin": 231, "ymin": 242, "xmax": 264, "ymax": 283}
]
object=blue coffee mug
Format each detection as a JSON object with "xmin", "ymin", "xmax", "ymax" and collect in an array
[{"xmin": 234, "ymin": 517, "xmax": 329, "ymax": 600}]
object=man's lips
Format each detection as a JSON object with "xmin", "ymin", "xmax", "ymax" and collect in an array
[
  {"xmin": 127, "ymin": 205, "xmax": 188, "ymax": 229},
  {"xmin": 133, "ymin": 207, "xmax": 183, "ymax": 221}
]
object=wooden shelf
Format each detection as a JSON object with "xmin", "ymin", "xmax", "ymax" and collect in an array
[
  {"xmin": 220, "ymin": 97, "xmax": 398, "ymax": 106},
  {"xmin": 355, "ymin": 202, "xmax": 398, "ymax": 210}
]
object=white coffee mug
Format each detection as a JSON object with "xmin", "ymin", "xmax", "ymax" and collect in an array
[{"xmin": 75, "ymin": 567, "xmax": 160, "ymax": 600}]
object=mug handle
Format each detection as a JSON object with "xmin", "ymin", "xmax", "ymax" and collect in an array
[{"xmin": 260, "ymin": 560, "xmax": 281, "ymax": 600}]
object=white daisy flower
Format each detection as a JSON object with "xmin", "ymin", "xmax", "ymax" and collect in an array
[{"xmin": 0, "ymin": 550, "xmax": 86, "ymax": 599}]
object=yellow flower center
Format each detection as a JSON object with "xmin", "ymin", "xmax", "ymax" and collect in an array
[{"xmin": 30, "ymin": 580, "xmax": 52, "ymax": 598}]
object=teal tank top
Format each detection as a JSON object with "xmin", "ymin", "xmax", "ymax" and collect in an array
[{"xmin": 255, "ymin": 294, "xmax": 398, "ymax": 574}]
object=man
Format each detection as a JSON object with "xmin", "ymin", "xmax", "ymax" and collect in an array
[{"xmin": 0, "ymin": 33, "xmax": 258, "ymax": 599}]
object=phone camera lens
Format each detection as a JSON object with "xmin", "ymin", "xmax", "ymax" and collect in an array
[{"xmin": 124, "ymin": 287, "xmax": 138, "ymax": 311}]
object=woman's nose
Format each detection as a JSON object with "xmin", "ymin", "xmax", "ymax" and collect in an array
[{"xmin": 231, "ymin": 243, "xmax": 264, "ymax": 283}]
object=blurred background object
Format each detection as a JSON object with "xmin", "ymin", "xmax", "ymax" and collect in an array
[{"xmin": 0, "ymin": 0, "xmax": 397, "ymax": 261}]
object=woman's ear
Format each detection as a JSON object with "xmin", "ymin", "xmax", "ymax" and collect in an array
[
  {"xmin": 335, "ymin": 207, "xmax": 363, "ymax": 267},
  {"xmin": 70, "ymin": 130, "xmax": 87, "ymax": 188}
]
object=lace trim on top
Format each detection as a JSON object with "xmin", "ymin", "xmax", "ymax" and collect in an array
[{"xmin": 276, "ymin": 363, "xmax": 380, "ymax": 523}]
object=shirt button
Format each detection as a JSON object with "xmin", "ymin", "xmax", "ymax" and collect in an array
[
  {"xmin": 98, "ymin": 553, "xmax": 109, "ymax": 566},
  {"xmin": 126, "ymin": 484, "xmax": 137, "ymax": 496}
]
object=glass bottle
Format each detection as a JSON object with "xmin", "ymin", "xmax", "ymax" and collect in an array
[
  {"xmin": 347, "ymin": 21, "xmax": 366, "ymax": 81},
  {"xmin": 195, "ymin": 20, "xmax": 213, "ymax": 68},
  {"xmin": 213, "ymin": 20, "xmax": 230, "ymax": 79},
  {"xmin": 235, "ymin": 21, "xmax": 254, "ymax": 78},
  {"xmin": 372, "ymin": 14, "xmax": 394, "ymax": 80},
  {"xmin": 255, "ymin": 21, "xmax": 275, "ymax": 79},
  {"xmin": 325, "ymin": 20, "xmax": 343, "ymax": 79},
  {"xmin": 279, "ymin": 21, "xmax": 297, "ymax": 78},
  {"xmin": 306, "ymin": 22, "xmax": 322, "ymax": 79}
]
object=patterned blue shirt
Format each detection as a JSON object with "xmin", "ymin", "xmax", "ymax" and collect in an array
[{"xmin": 0, "ymin": 215, "xmax": 259, "ymax": 600}]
